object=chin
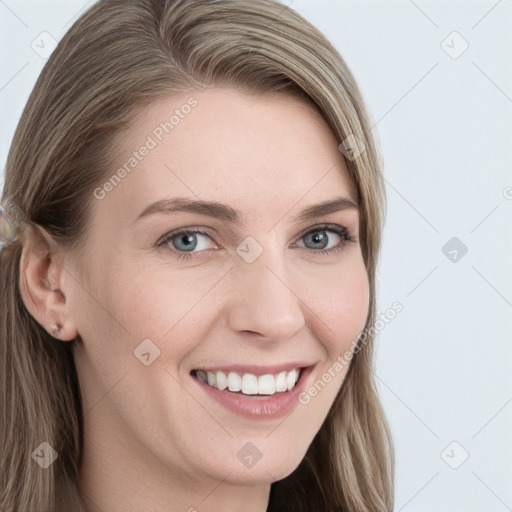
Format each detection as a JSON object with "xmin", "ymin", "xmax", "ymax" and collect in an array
[{"xmin": 230, "ymin": 447, "xmax": 307, "ymax": 485}]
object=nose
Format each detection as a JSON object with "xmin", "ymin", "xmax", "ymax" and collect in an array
[{"xmin": 226, "ymin": 245, "xmax": 306, "ymax": 343}]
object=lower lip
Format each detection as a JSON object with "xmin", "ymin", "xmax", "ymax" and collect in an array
[{"xmin": 192, "ymin": 366, "xmax": 313, "ymax": 420}]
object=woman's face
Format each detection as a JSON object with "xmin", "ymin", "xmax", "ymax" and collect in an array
[{"xmin": 67, "ymin": 88, "xmax": 369, "ymax": 496}]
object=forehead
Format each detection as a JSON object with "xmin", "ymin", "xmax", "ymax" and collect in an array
[{"xmin": 99, "ymin": 87, "xmax": 357, "ymax": 224}]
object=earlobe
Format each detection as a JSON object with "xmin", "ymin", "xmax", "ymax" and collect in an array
[{"xmin": 18, "ymin": 225, "xmax": 78, "ymax": 342}]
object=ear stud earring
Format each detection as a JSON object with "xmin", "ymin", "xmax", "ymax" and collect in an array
[{"xmin": 50, "ymin": 323, "xmax": 62, "ymax": 337}]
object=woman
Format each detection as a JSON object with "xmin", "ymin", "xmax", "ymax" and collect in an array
[{"xmin": 0, "ymin": 1, "xmax": 394, "ymax": 510}]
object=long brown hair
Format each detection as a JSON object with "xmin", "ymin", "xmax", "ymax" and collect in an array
[{"xmin": 0, "ymin": 1, "xmax": 394, "ymax": 510}]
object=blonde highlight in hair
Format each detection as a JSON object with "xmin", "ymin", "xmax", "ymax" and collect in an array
[{"xmin": 0, "ymin": 1, "xmax": 394, "ymax": 510}]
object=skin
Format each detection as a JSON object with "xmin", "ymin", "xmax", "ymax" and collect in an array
[{"xmin": 19, "ymin": 88, "xmax": 369, "ymax": 512}]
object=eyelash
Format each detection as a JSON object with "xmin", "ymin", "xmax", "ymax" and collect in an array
[{"xmin": 156, "ymin": 224, "xmax": 354, "ymax": 261}]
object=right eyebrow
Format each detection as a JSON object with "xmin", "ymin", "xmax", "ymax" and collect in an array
[{"xmin": 134, "ymin": 197, "xmax": 243, "ymax": 225}]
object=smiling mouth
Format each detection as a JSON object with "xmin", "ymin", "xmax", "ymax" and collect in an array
[{"xmin": 191, "ymin": 368, "xmax": 303, "ymax": 396}]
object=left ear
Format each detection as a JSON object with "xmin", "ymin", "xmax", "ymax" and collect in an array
[{"xmin": 18, "ymin": 224, "xmax": 78, "ymax": 342}]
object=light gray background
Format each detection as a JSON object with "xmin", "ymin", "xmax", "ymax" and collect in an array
[{"xmin": 1, "ymin": 1, "xmax": 511, "ymax": 511}]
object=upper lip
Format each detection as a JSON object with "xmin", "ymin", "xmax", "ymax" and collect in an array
[{"xmin": 191, "ymin": 362, "xmax": 314, "ymax": 376}]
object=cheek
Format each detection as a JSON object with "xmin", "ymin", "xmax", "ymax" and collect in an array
[
  {"xmin": 102, "ymin": 260, "xmax": 226, "ymax": 348},
  {"xmin": 296, "ymin": 256, "xmax": 370, "ymax": 354}
]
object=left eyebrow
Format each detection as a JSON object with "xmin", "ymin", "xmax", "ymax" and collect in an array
[
  {"xmin": 134, "ymin": 196, "xmax": 358, "ymax": 225},
  {"xmin": 291, "ymin": 197, "xmax": 358, "ymax": 223}
]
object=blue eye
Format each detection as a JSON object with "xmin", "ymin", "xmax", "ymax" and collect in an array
[
  {"xmin": 296, "ymin": 226, "xmax": 351, "ymax": 251},
  {"xmin": 158, "ymin": 228, "xmax": 216, "ymax": 256},
  {"xmin": 157, "ymin": 224, "xmax": 353, "ymax": 261}
]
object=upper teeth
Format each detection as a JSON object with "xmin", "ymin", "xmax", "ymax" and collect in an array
[{"xmin": 195, "ymin": 369, "xmax": 301, "ymax": 395}]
